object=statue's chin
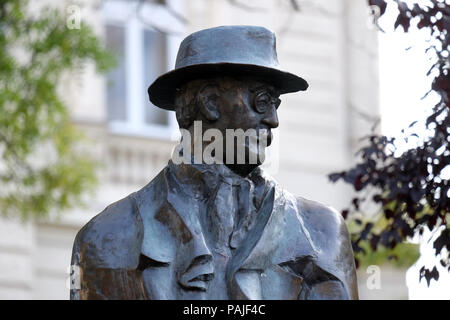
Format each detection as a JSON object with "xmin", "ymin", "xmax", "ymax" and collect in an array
[
  {"xmin": 224, "ymin": 145, "xmax": 266, "ymax": 177},
  {"xmin": 225, "ymin": 163, "xmax": 259, "ymax": 177}
]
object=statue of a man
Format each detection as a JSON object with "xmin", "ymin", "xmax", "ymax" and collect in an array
[{"xmin": 70, "ymin": 25, "xmax": 358, "ymax": 300}]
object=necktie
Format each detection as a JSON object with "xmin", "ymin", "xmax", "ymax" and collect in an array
[
  {"xmin": 208, "ymin": 176, "xmax": 257, "ymax": 253},
  {"xmin": 209, "ymin": 178, "xmax": 235, "ymax": 254}
]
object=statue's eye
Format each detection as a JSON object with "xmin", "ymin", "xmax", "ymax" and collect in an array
[{"xmin": 254, "ymin": 92, "xmax": 271, "ymax": 113}]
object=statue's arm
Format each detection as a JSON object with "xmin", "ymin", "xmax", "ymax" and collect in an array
[
  {"xmin": 305, "ymin": 211, "xmax": 358, "ymax": 300},
  {"xmin": 327, "ymin": 210, "xmax": 359, "ymax": 300},
  {"xmin": 70, "ymin": 195, "xmax": 146, "ymax": 300},
  {"xmin": 295, "ymin": 198, "xmax": 359, "ymax": 300},
  {"xmin": 297, "ymin": 256, "xmax": 357, "ymax": 300}
]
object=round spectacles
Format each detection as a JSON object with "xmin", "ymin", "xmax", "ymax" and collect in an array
[{"xmin": 253, "ymin": 91, "xmax": 281, "ymax": 114}]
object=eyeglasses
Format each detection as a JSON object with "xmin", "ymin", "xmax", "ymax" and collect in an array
[{"xmin": 253, "ymin": 91, "xmax": 281, "ymax": 114}]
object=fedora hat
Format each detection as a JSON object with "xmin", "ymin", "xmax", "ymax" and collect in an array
[{"xmin": 148, "ymin": 25, "xmax": 308, "ymax": 110}]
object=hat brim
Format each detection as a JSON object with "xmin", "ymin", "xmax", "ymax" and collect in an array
[{"xmin": 147, "ymin": 63, "xmax": 308, "ymax": 110}]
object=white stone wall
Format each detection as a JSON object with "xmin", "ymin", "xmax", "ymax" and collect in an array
[
  {"xmin": 0, "ymin": 220, "xmax": 34, "ymax": 299},
  {"xmin": 0, "ymin": 0, "xmax": 396, "ymax": 300}
]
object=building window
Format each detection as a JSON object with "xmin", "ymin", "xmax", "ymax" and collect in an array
[
  {"xmin": 105, "ymin": 24, "xmax": 127, "ymax": 122},
  {"xmin": 102, "ymin": 0, "xmax": 180, "ymax": 138},
  {"xmin": 143, "ymin": 29, "xmax": 168, "ymax": 126}
]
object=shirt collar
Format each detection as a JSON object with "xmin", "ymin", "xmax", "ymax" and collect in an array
[{"xmin": 167, "ymin": 160, "xmax": 269, "ymax": 199}]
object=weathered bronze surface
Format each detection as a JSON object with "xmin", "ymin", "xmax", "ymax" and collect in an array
[{"xmin": 70, "ymin": 26, "xmax": 358, "ymax": 300}]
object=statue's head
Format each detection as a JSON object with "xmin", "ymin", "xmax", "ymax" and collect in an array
[{"xmin": 148, "ymin": 25, "xmax": 308, "ymax": 175}]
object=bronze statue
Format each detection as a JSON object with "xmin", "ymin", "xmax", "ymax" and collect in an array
[{"xmin": 70, "ymin": 25, "xmax": 358, "ymax": 300}]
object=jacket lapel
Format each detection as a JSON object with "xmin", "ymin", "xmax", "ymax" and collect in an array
[
  {"xmin": 229, "ymin": 187, "xmax": 319, "ymax": 299},
  {"xmin": 226, "ymin": 186, "xmax": 275, "ymax": 299}
]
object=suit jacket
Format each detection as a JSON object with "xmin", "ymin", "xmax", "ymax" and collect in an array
[{"xmin": 70, "ymin": 161, "xmax": 358, "ymax": 300}]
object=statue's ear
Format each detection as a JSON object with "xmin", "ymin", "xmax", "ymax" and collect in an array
[{"xmin": 197, "ymin": 84, "xmax": 220, "ymax": 122}]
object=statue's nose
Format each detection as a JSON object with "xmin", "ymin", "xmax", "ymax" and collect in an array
[{"xmin": 262, "ymin": 106, "xmax": 279, "ymax": 128}]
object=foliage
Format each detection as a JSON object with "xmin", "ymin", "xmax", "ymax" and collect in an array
[
  {"xmin": 329, "ymin": 0, "xmax": 449, "ymax": 285},
  {"xmin": 347, "ymin": 219, "xmax": 420, "ymax": 269},
  {"xmin": 356, "ymin": 241, "xmax": 420, "ymax": 269},
  {"xmin": 0, "ymin": 0, "xmax": 114, "ymax": 220}
]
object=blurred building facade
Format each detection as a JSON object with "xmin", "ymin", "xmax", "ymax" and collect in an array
[{"xmin": 0, "ymin": 0, "xmax": 389, "ymax": 299}]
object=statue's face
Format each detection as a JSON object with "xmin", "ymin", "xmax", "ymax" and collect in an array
[
  {"xmin": 207, "ymin": 77, "xmax": 280, "ymax": 139},
  {"xmin": 197, "ymin": 77, "xmax": 281, "ymax": 174}
]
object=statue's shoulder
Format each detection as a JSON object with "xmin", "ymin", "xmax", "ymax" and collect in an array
[
  {"xmin": 72, "ymin": 168, "xmax": 168, "ymax": 268},
  {"xmin": 294, "ymin": 196, "xmax": 358, "ymax": 299},
  {"xmin": 72, "ymin": 193, "xmax": 142, "ymax": 268},
  {"xmin": 295, "ymin": 197, "xmax": 347, "ymax": 238},
  {"xmin": 294, "ymin": 196, "xmax": 353, "ymax": 259}
]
